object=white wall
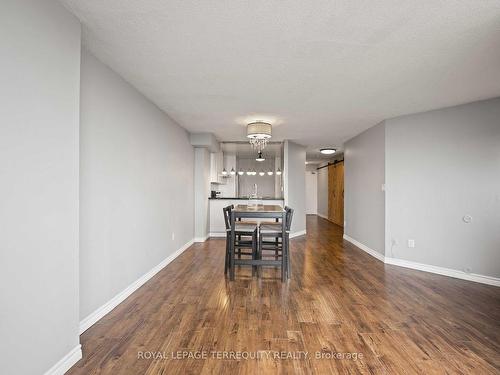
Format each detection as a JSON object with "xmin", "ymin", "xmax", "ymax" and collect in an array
[
  {"xmin": 385, "ymin": 98, "xmax": 500, "ymax": 278},
  {"xmin": 284, "ymin": 141, "xmax": 306, "ymax": 233},
  {"xmin": 79, "ymin": 49, "xmax": 194, "ymax": 320},
  {"xmin": 305, "ymin": 171, "xmax": 318, "ymax": 214},
  {"xmin": 194, "ymin": 147, "xmax": 211, "ymax": 240},
  {"xmin": 0, "ymin": 1, "xmax": 81, "ymax": 374},
  {"xmin": 344, "ymin": 122, "xmax": 386, "ymax": 256}
]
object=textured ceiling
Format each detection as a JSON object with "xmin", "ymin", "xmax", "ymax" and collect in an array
[{"xmin": 61, "ymin": 0, "xmax": 500, "ymax": 157}]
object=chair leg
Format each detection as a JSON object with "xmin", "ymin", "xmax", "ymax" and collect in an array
[
  {"xmin": 230, "ymin": 235, "xmax": 235, "ymax": 281},
  {"xmin": 275, "ymin": 237, "xmax": 279, "ymax": 259},
  {"xmin": 224, "ymin": 236, "xmax": 229, "ymax": 275},
  {"xmin": 258, "ymin": 231, "xmax": 263, "ymax": 277},
  {"xmin": 281, "ymin": 246, "xmax": 286, "ymax": 282},
  {"xmin": 286, "ymin": 234, "xmax": 291, "ymax": 279}
]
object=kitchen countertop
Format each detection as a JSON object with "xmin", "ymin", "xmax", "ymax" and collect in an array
[{"xmin": 209, "ymin": 197, "xmax": 284, "ymax": 200}]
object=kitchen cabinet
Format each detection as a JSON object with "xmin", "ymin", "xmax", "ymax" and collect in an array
[{"xmin": 210, "ymin": 151, "xmax": 225, "ymax": 184}]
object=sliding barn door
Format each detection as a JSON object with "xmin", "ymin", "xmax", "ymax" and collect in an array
[{"xmin": 328, "ymin": 161, "xmax": 344, "ymax": 227}]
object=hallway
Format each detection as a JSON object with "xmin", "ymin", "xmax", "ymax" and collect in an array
[{"xmin": 69, "ymin": 216, "xmax": 500, "ymax": 374}]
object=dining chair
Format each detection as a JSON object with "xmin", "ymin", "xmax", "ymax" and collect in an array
[
  {"xmin": 223, "ymin": 205, "xmax": 258, "ymax": 276},
  {"xmin": 258, "ymin": 206, "xmax": 294, "ymax": 279}
]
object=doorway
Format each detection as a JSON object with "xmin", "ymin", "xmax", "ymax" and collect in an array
[{"xmin": 305, "ymin": 171, "xmax": 318, "ymax": 214}]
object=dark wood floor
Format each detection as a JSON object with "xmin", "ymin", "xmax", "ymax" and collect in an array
[{"xmin": 69, "ymin": 216, "xmax": 500, "ymax": 374}]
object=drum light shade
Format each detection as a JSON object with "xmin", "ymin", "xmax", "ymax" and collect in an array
[{"xmin": 247, "ymin": 122, "xmax": 272, "ymax": 139}]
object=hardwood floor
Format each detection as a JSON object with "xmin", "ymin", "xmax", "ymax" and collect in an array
[{"xmin": 68, "ymin": 216, "xmax": 500, "ymax": 374}]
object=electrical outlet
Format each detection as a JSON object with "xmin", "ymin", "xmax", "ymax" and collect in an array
[
  {"xmin": 407, "ymin": 239, "xmax": 415, "ymax": 248},
  {"xmin": 171, "ymin": 232, "xmax": 175, "ymax": 241}
]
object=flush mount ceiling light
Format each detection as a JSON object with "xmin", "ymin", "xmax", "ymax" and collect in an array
[
  {"xmin": 267, "ymin": 171, "xmax": 273, "ymax": 176},
  {"xmin": 247, "ymin": 121, "xmax": 272, "ymax": 151},
  {"xmin": 238, "ymin": 171, "xmax": 244, "ymax": 176},
  {"xmin": 276, "ymin": 167, "xmax": 282, "ymax": 175},
  {"xmin": 221, "ymin": 168, "xmax": 228, "ymax": 175},
  {"xmin": 230, "ymin": 167, "xmax": 236, "ymax": 175},
  {"xmin": 320, "ymin": 148, "xmax": 336, "ymax": 155},
  {"xmin": 256, "ymin": 151, "xmax": 265, "ymax": 162},
  {"xmin": 259, "ymin": 171, "xmax": 265, "ymax": 176}
]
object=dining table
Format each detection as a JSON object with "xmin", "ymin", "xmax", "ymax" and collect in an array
[{"xmin": 229, "ymin": 204, "xmax": 288, "ymax": 281}]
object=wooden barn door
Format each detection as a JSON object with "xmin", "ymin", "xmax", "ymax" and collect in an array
[{"xmin": 328, "ymin": 161, "xmax": 344, "ymax": 227}]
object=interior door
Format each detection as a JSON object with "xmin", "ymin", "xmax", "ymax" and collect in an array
[
  {"xmin": 333, "ymin": 162, "xmax": 344, "ymax": 226},
  {"xmin": 328, "ymin": 164, "xmax": 335, "ymax": 222},
  {"xmin": 305, "ymin": 171, "xmax": 318, "ymax": 214},
  {"xmin": 328, "ymin": 162, "xmax": 344, "ymax": 227}
]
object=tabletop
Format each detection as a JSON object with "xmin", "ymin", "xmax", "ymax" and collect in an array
[{"xmin": 233, "ymin": 204, "xmax": 284, "ymax": 213}]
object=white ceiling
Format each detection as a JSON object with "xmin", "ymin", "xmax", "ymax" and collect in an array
[{"xmin": 61, "ymin": 0, "xmax": 500, "ymax": 155}]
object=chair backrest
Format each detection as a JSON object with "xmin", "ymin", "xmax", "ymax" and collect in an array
[
  {"xmin": 284, "ymin": 206, "xmax": 294, "ymax": 232},
  {"xmin": 222, "ymin": 204, "xmax": 234, "ymax": 230}
]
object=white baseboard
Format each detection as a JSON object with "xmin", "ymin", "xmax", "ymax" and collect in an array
[
  {"xmin": 79, "ymin": 239, "xmax": 194, "ymax": 334},
  {"xmin": 209, "ymin": 232, "xmax": 226, "ymax": 238},
  {"xmin": 343, "ymin": 234, "xmax": 500, "ymax": 287},
  {"xmin": 290, "ymin": 229, "xmax": 306, "ymax": 238},
  {"xmin": 343, "ymin": 234, "xmax": 385, "ymax": 262},
  {"xmin": 43, "ymin": 344, "xmax": 82, "ymax": 375},
  {"xmin": 193, "ymin": 235, "xmax": 208, "ymax": 242},
  {"xmin": 316, "ymin": 213, "xmax": 329, "ymax": 220},
  {"xmin": 384, "ymin": 257, "xmax": 500, "ymax": 287}
]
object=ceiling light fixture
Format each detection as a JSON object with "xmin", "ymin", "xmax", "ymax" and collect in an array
[
  {"xmin": 247, "ymin": 121, "xmax": 272, "ymax": 151},
  {"xmin": 230, "ymin": 167, "xmax": 236, "ymax": 176},
  {"xmin": 221, "ymin": 168, "xmax": 227, "ymax": 175},
  {"xmin": 267, "ymin": 171, "xmax": 273, "ymax": 176},
  {"xmin": 256, "ymin": 151, "xmax": 265, "ymax": 162},
  {"xmin": 238, "ymin": 171, "xmax": 244, "ymax": 176},
  {"xmin": 320, "ymin": 148, "xmax": 336, "ymax": 155},
  {"xmin": 276, "ymin": 168, "xmax": 282, "ymax": 176},
  {"xmin": 259, "ymin": 171, "xmax": 265, "ymax": 176}
]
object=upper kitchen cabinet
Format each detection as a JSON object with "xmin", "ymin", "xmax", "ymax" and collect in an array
[{"xmin": 210, "ymin": 151, "xmax": 226, "ymax": 184}]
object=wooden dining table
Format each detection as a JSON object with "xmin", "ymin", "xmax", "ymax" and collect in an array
[{"xmin": 229, "ymin": 204, "xmax": 288, "ymax": 281}]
